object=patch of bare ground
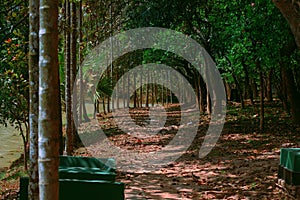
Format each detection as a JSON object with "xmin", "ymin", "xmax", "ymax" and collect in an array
[
  {"xmin": 75, "ymin": 102, "xmax": 300, "ymax": 199},
  {"xmin": 2, "ymin": 102, "xmax": 300, "ymax": 199}
]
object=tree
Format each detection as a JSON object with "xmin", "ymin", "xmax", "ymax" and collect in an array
[
  {"xmin": 0, "ymin": 0, "xmax": 29, "ymax": 171},
  {"xmin": 273, "ymin": 0, "xmax": 300, "ymax": 49},
  {"xmin": 64, "ymin": 0, "xmax": 73, "ymax": 155},
  {"xmin": 38, "ymin": 0, "xmax": 60, "ymax": 198},
  {"xmin": 28, "ymin": 0, "xmax": 39, "ymax": 197}
]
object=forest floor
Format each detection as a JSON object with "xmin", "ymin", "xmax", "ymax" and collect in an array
[{"xmin": 1, "ymin": 101, "xmax": 300, "ymax": 199}]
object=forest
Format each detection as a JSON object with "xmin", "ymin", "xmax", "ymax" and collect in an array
[{"xmin": 1, "ymin": 0, "xmax": 300, "ymax": 199}]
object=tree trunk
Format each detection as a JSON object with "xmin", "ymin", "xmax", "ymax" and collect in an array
[
  {"xmin": 133, "ymin": 72, "xmax": 137, "ymax": 108},
  {"xmin": 266, "ymin": 68, "xmax": 273, "ymax": 102},
  {"xmin": 123, "ymin": 69, "xmax": 126, "ymax": 108},
  {"xmin": 282, "ymin": 66, "xmax": 300, "ymax": 124},
  {"xmin": 29, "ymin": 0, "xmax": 39, "ymax": 198},
  {"xmin": 116, "ymin": 70, "xmax": 119, "ymax": 109},
  {"xmin": 140, "ymin": 73, "xmax": 143, "ymax": 107},
  {"xmin": 71, "ymin": 1, "xmax": 78, "ymax": 127},
  {"xmin": 102, "ymin": 98, "xmax": 106, "ymax": 115},
  {"xmin": 251, "ymin": 79, "xmax": 258, "ymax": 99},
  {"xmin": 82, "ymin": 93, "xmax": 91, "ymax": 122},
  {"xmin": 273, "ymin": 0, "xmax": 300, "ymax": 49},
  {"xmin": 232, "ymin": 73, "xmax": 245, "ymax": 108},
  {"xmin": 146, "ymin": 69, "xmax": 149, "ymax": 107},
  {"xmin": 194, "ymin": 71, "xmax": 200, "ymax": 109},
  {"xmin": 127, "ymin": 70, "xmax": 130, "ymax": 108},
  {"xmin": 280, "ymin": 64, "xmax": 290, "ymax": 113},
  {"xmin": 70, "ymin": 2, "xmax": 83, "ymax": 149},
  {"xmin": 206, "ymin": 90, "xmax": 211, "ymax": 115},
  {"xmin": 155, "ymin": 84, "xmax": 158, "ymax": 105},
  {"xmin": 242, "ymin": 61, "xmax": 254, "ymax": 104},
  {"xmin": 39, "ymin": 0, "xmax": 60, "ymax": 198},
  {"xmin": 280, "ymin": 39, "xmax": 300, "ymax": 124},
  {"xmin": 78, "ymin": 0, "xmax": 83, "ymax": 125},
  {"xmin": 65, "ymin": 0, "xmax": 73, "ymax": 155},
  {"xmin": 258, "ymin": 61, "xmax": 264, "ymax": 132},
  {"xmin": 199, "ymin": 76, "xmax": 206, "ymax": 114}
]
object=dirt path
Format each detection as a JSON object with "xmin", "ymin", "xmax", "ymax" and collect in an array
[
  {"xmin": 75, "ymin": 103, "xmax": 300, "ymax": 199},
  {"xmin": 1, "ymin": 102, "xmax": 299, "ymax": 199}
]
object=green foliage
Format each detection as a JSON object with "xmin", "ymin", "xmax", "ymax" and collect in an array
[
  {"xmin": 205, "ymin": 0, "xmax": 297, "ymax": 96},
  {"xmin": 0, "ymin": 0, "xmax": 29, "ymax": 132}
]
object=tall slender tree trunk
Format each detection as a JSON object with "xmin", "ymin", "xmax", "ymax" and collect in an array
[
  {"xmin": 78, "ymin": 0, "xmax": 83, "ymax": 124},
  {"xmin": 146, "ymin": 69, "xmax": 149, "ymax": 107},
  {"xmin": 70, "ymin": 2, "xmax": 83, "ymax": 149},
  {"xmin": 133, "ymin": 72, "xmax": 137, "ymax": 108},
  {"xmin": 155, "ymin": 84, "xmax": 158, "ymax": 105},
  {"xmin": 257, "ymin": 61, "xmax": 264, "ymax": 132},
  {"xmin": 280, "ymin": 64, "xmax": 290, "ymax": 113},
  {"xmin": 251, "ymin": 79, "xmax": 258, "ymax": 99},
  {"xmin": 199, "ymin": 77, "xmax": 206, "ymax": 114},
  {"xmin": 232, "ymin": 73, "xmax": 244, "ymax": 108},
  {"xmin": 206, "ymin": 91, "xmax": 211, "ymax": 115},
  {"xmin": 194, "ymin": 71, "xmax": 200, "ymax": 109},
  {"xmin": 123, "ymin": 69, "xmax": 126, "ymax": 108},
  {"xmin": 71, "ymin": 1, "xmax": 78, "ymax": 127},
  {"xmin": 266, "ymin": 69, "xmax": 273, "ymax": 102},
  {"xmin": 65, "ymin": 0, "xmax": 73, "ymax": 155},
  {"xmin": 82, "ymin": 93, "xmax": 91, "ymax": 122},
  {"xmin": 140, "ymin": 73, "xmax": 143, "ymax": 107},
  {"xmin": 242, "ymin": 61, "xmax": 254, "ymax": 104},
  {"xmin": 280, "ymin": 39, "xmax": 300, "ymax": 124},
  {"xmin": 127, "ymin": 71, "xmax": 130, "ymax": 108},
  {"xmin": 151, "ymin": 78, "xmax": 155, "ymax": 107},
  {"xmin": 38, "ymin": 0, "xmax": 60, "ymax": 198},
  {"xmin": 282, "ymin": 66, "xmax": 300, "ymax": 124},
  {"xmin": 102, "ymin": 98, "xmax": 106, "ymax": 115},
  {"xmin": 29, "ymin": 0, "xmax": 39, "ymax": 198},
  {"xmin": 116, "ymin": 70, "xmax": 119, "ymax": 109}
]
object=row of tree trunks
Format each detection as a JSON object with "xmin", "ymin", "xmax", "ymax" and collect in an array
[
  {"xmin": 64, "ymin": 1, "xmax": 84, "ymax": 155},
  {"xmin": 273, "ymin": 0, "xmax": 300, "ymax": 125}
]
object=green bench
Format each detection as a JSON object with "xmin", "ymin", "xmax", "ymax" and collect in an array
[
  {"xmin": 278, "ymin": 148, "xmax": 300, "ymax": 185},
  {"xmin": 59, "ymin": 156, "xmax": 116, "ymax": 182},
  {"xmin": 20, "ymin": 156, "xmax": 124, "ymax": 200}
]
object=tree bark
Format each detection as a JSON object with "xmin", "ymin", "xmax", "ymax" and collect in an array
[
  {"xmin": 242, "ymin": 61, "xmax": 254, "ymax": 104},
  {"xmin": 29, "ymin": 0, "xmax": 39, "ymax": 198},
  {"xmin": 70, "ymin": 2, "xmax": 83, "ymax": 149},
  {"xmin": 282, "ymin": 66, "xmax": 300, "ymax": 124},
  {"xmin": 65, "ymin": 0, "xmax": 73, "ymax": 155},
  {"xmin": 273, "ymin": 0, "xmax": 300, "ymax": 49},
  {"xmin": 199, "ymin": 76, "xmax": 206, "ymax": 114},
  {"xmin": 232, "ymin": 73, "xmax": 245, "ymax": 108},
  {"xmin": 133, "ymin": 72, "xmax": 137, "ymax": 108},
  {"xmin": 251, "ymin": 79, "xmax": 258, "ymax": 99},
  {"xmin": 71, "ymin": 1, "xmax": 78, "ymax": 127},
  {"xmin": 266, "ymin": 69, "xmax": 273, "ymax": 102},
  {"xmin": 140, "ymin": 73, "xmax": 143, "ymax": 107},
  {"xmin": 257, "ymin": 61, "xmax": 264, "ymax": 132},
  {"xmin": 38, "ymin": 0, "xmax": 60, "ymax": 198},
  {"xmin": 78, "ymin": 0, "xmax": 83, "ymax": 124},
  {"xmin": 206, "ymin": 90, "xmax": 211, "ymax": 115},
  {"xmin": 280, "ymin": 39, "xmax": 300, "ymax": 124},
  {"xmin": 146, "ymin": 68, "xmax": 149, "ymax": 107},
  {"xmin": 280, "ymin": 64, "xmax": 290, "ymax": 113}
]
